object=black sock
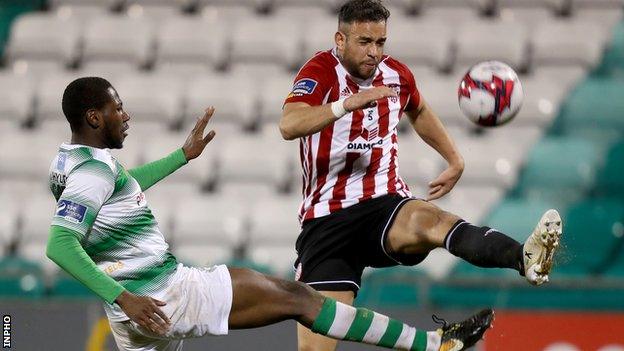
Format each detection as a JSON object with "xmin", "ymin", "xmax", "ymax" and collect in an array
[{"xmin": 444, "ymin": 219, "xmax": 525, "ymax": 274}]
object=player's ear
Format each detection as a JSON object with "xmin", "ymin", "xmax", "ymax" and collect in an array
[
  {"xmin": 85, "ymin": 109, "xmax": 101, "ymax": 129},
  {"xmin": 335, "ymin": 30, "xmax": 346, "ymax": 50}
]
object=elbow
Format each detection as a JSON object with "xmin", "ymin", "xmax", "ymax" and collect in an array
[{"xmin": 279, "ymin": 120, "xmax": 297, "ymax": 141}]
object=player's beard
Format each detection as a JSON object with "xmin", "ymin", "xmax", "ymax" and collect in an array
[{"xmin": 104, "ymin": 123, "xmax": 125, "ymax": 149}]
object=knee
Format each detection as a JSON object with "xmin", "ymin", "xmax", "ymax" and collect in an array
[
  {"xmin": 406, "ymin": 202, "xmax": 459, "ymax": 244},
  {"xmin": 276, "ymin": 280, "xmax": 320, "ymax": 314}
]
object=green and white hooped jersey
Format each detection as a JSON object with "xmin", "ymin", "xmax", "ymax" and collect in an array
[{"xmin": 49, "ymin": 143, "xmax": 178, "ymax": 322}]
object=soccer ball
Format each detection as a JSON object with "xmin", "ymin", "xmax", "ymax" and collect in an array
[{"xmin": 458, "ymin": 61, "xmax": 524, "ymax": 127}]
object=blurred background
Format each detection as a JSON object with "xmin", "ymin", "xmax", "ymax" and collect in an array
[{"xmin": 0, "ymin": 0, "xmax": 623, "ymax": 350}]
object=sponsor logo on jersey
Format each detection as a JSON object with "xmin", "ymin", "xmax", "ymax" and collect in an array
[
  {"xmin": 388, "ymin": 83, "xmax": 400, "ymax": 103},
  {"xmin": 347, "ymin": 126, "xmax": 382, "ymax": 150},
  {"xmin": 49, "ymin": 172, "xmax": 67, "ymax": 186},
  {"xmin": 55, "ymin": 200, "xmax": 87, "ymax": 223},
  {"xmin": 135, "ymin": 192, "xmax": 146, "ymax": 207},
  {"xmin": 56, "ymin": 153, "xmax": 67, "ymax": 171},
  {"xmin": 289, "ymin": 78, "xmax": 318, "ymax": 97},
  {"xmin": 340, "ymin": 87, "xmax": 352, "ymax": 98}
]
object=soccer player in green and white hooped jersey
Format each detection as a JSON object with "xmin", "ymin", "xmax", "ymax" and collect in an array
[{"xmin": 46, "ymin": 77, "xmax": 493, "ymax": 351}]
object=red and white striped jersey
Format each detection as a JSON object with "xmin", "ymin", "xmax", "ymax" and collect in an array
[{"xmin": 285, "ymin": 49, "xmax": 421, "ymax": 223}]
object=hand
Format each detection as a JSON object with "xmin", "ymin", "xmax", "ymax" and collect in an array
[
  {"xmin": 426, "ymin": 162, "xmax": 464, "ymax": 201},
  {"xmin": 182, "ymin": 107, "xmax": 217, "ymax": 161},
  {"xmin": 116, "ymin": 290, "xmax": 171, "ymax": 335},
  {"xmin": 343, "ymin": 86, "xmax": 397, "ymax": 112}
]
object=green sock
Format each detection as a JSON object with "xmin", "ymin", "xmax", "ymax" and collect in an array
[{"xmin": 311, "ymin": 298, "xmax": 440, "ymax": 351}]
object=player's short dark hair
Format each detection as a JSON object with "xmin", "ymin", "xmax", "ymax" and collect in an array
[
  {"xmin": 338, "ymin": 0, "xmax": 390, "ymax": 25},
  {"xmin": 62, "ymin": 77, "xmax": 113, "ymax": 130}
]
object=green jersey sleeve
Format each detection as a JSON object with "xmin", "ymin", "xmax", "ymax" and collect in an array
[
  {"xmin": 51, "ymin": 159, "xmax": 116, "ymax": 240},
  {"xmin": 128, "ymin": 148, "xmax": 187, "ymax": 191}
]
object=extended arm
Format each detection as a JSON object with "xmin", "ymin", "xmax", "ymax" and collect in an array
[
  {"xmin": 280, "ymin": 87, "xmax": 397, "ymax": 140},
  {"xmin": 128, "ymin": 149, "xmax": 187, "ymax": 191},
  {"xmin": 406, "ymin": 99, "xmax": 464, "ymax": 200},
  {"xmin": 128, "ymin": 107, "xmax": 216, "ymax": 191}
]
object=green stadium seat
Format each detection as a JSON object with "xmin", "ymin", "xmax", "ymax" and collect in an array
[
  {"xmin": 595, "ymin": 141, "xmax": 624, "ymax": 199},
  {"xmin": 356, "ymin": 267, "xmax": 424, "ymax": 308},
  {"xmin": 556, "ymin": 198, "xmax": 624, "ymax": 276},
  {"xmin": 506, "ymin": 284, "xmax": 624, "ymax": 310},
  {"xmin": 517, "ymin": 137, "xmax": 600, "ymax": 208},
  {"xmin": 0, "ymin": 1, "xmax": 44, "ymax": 57},
  {"xmin": 483, "ymin": 198, "xmax": 558, "ymax": 242},
  {"xmin": 429, "ymin": 260, "xmax": 517, "ymax": 309},
  {"xmin": 559, "ymin": 79, "xmax": 624, "ymax": 132},
  {"xmin": 0, "ymin": 256, "xmax": 44, "ymax": 298},
  {"xmin": 594, "ymin": 20, "xmax": 624, "ymax": 78}
]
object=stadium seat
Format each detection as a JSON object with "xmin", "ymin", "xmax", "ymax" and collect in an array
[
  {"xmin": 419, "ymin": 5, "xmax": 481, "ymax": 23},
  {"xmin": 529, "ymin": 66, "xmax": 588, "ymax": 94},
  {"xmin": 83, "ymin": 16, "xmax": 154, "ymax": 69},
  {"xmin": 560, "ymin": 78, "xmax": 624, "ymax": 132},
  {"xmin": 0, "ymin": 199, "xmax": 19, "ymax": 255},
  {"xmin": 35, "ymin": 72, "xmax": 88, "ymax": 124},
  {"xmin": 451, "ymin": 131, "xmax": 529, "ymax": 189},
  {"xmin": 434, "ymin": 184, "xmax": 506, "ymax": 225},
  {"xmin": 49, "ymin": 0, "xmax": 121, "ymax": 9},
  {"xmin": 482, "ymin": 198, "xmax": 558, "ymax": 242},
  {"xmin": 456, "ymin": 20, "xmax": 530, "ymax": 72},
  {"xmin": 513, "ymin": 76, "xmax": 566, "ymax": 127},
  {"xmin": 532, "ymin": 19, "xmax": 607, "ymax": 69},
  {"xmin": 248, "ymin": 195, "xmax": 301, "ymax": 246},
  {"xmin": 173, "ymin": 244, "xmax": 234, "ymax": 267},
  {"xmin": 259, "ymin": 73, "xmax": 295, "ymax": 125},
  {"xmin": 357, "ymin": 266, "xmax": 426, "ymax": 308},
  {"xmin": 385, "ymin": 20, "xmax": 453, "ymax": 71},
  {"xmin": 49, "ymin": 270, "xmax": 95, "ymax": 298},
  {"xmin": 594, "ymin": 141, "xmax": 624, "ymax": 199},
  {"xmin": 229, "ymin": 16, "xmax": 301, "ymax": 70},
  {"xmin": 300, "ymin": 16, "xmax": 338, "ymax": 62},
  {"xmin": 497, "ymin": 7, "xmax": 556, "ymax": 27},
  {"xmin": 574, "ymin": 8, "xmax": 623, "ymax": 33},
  {"xmin": 415, "ymin": 74, "xmax": 465, "ymax": 126},
  {"xmin": 556, "ymin": 199, "xmax": 624, "ymax": 276},
  {"xmin": 394, "ymin": 131, "xmax": 445, "ymax": 189},
  {"xmin": 517, "ymin": 137, "xmax": 601, "ymax": 208},
  {"xmin": 155, "ymin": 16, "xmax": 228, "ymax": 72},
  {"xmin": 496, "ymin": 0, "xmax": 567, "ymax": 13},
  {"xmin": 571, "ymin": 0, "xmax": 624, "ymax": 9},
  {"xmin": 172, "ymin": 194, "xmax": 247, "ymax": 245},
  {"xmin": 141, "ymin": 130, "xmax": 216, "ymax": 187},
  {"xmin": 6, "ymin": 13, "xmax": 80, "ymax": 68},
  {"xmin": 114, "ymin": 73, "xmax": 185, "ymax": 129},
  {"xmin": 429, "ymin": 259, "xmax": 516, "ymax": 309},
  {"xmin": 216, "ymin": 132, "xmax": 294, "ymax": 192},
  {"xmin": 0, "ymin": 72, "xmax": 35, "ymax": 126},
  {"xmin": 0, "ymin": 127, "xmax": 66, "ymax": 181},
  {"xmin": 0, "ymin": 256, "xmax": 45, "ymax": 299},
  {"xmin": 17, "ymin": 194, "xmax": 57, "ymax": 263},
  {"xmin": 185, "ymin": 74, "xmax": 259, "ymax": 131},
  {"xmin": 248, "ymin": 246, "xmax": 297, "ymax": 277}
]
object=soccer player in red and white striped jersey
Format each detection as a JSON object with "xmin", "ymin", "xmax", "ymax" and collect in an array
[{"xmin": 281, "ymin": 1, "xmax": 563, "ymax": 351}]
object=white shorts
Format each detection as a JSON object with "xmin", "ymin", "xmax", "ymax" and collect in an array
[{"xmin": 110, "ymin": 264, "xmax": 233, "ymax": 351}]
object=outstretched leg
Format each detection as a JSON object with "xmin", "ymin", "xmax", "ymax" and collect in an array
[
  {"xmin": 384, "ymin": 199, "xmax": 562, "ymax": 284},
  {"xmin": 227, "ymin": 267, "xmax": 493, "ymax": 350}
]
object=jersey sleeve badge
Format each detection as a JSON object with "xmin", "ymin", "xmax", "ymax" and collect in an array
[
  {"xmin": 55, "ymin": 199, "xmax": 88, "ymax": 223},
  {"xmin": 287, "ymin": 78, "xmax": 318, "ymax": 98}
]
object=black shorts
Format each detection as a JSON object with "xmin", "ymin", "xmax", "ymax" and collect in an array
[{"xmin": 294, "ymin": 194, "xmax": 429, "ymax": 294}]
